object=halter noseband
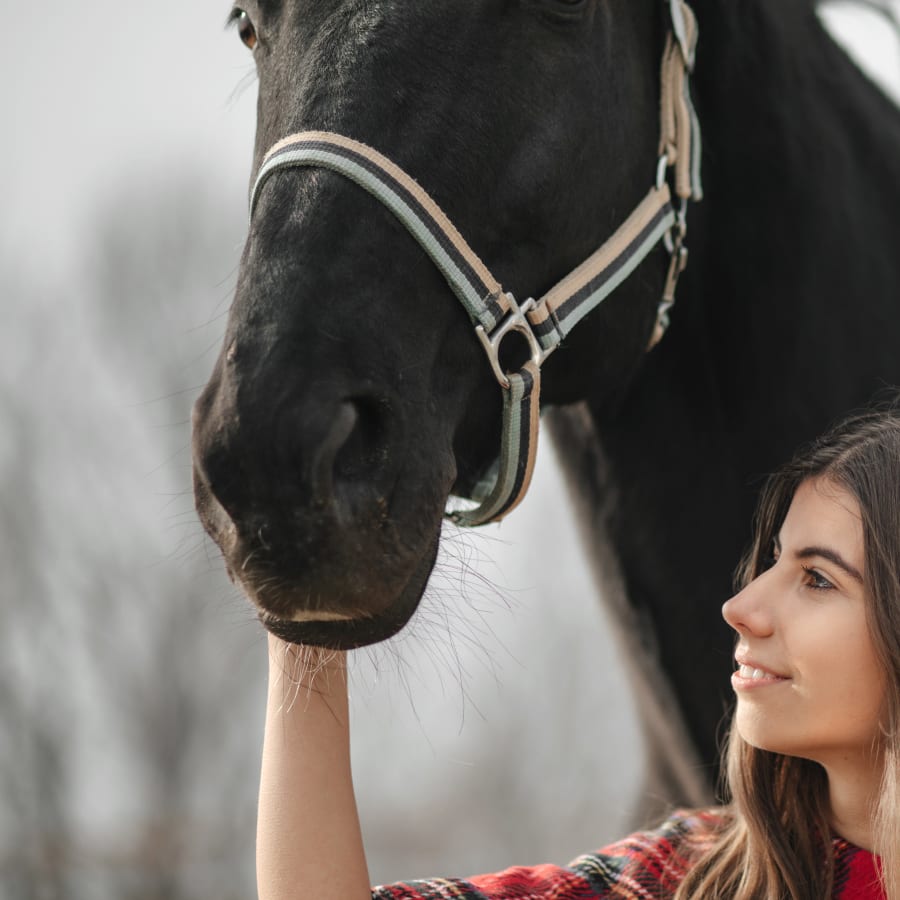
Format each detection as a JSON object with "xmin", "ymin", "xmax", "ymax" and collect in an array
[{"xmin": 248, "ymin": 0, "xmax": 702, "ymax": 528}]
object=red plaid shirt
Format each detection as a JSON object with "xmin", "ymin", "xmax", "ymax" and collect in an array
[{"xmin": 371, "ymin": 809, "xmax": 884, "ymax": 899}]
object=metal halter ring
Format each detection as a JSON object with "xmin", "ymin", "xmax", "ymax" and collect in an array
[{"xmin": 474, "ymin": 295, "xmax": 555, "ymax": 390}]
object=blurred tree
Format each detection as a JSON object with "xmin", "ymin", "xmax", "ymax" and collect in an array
[
  {"xmin": 0, "ymin": 176, "xmax": 265, "ymax": 899},
  {"xmin": 0, "ymin": 386, "xmax": 69, "ymax": 900}
]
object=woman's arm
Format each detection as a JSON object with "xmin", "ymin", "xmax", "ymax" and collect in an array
[{"xmin": 257, "ymin": 634, "xmax": 371, "ymax": 900}]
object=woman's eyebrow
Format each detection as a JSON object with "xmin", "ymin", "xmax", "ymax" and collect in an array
[{"xmin": 795, "ymin": 546, "xmax": 864, "ymax": 583}]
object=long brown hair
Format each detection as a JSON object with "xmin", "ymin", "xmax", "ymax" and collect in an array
[{"xmin": 675, "ymin": 402, "xmax": 900, "ymax": 899}]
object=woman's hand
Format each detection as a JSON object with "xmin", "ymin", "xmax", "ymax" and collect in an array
[{"xmin": 257, "ymin": 635, "xmax": 371, "ymax": 900}]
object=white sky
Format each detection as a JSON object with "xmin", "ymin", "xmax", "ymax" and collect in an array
[{"xmin": 2, "ymin": 1, "xmax": 256, "ymax": 274}]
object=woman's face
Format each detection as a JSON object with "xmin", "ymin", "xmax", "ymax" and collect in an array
[{"xmin": 722, "ymin": 478, "xmax": 886, "ymax": 765}]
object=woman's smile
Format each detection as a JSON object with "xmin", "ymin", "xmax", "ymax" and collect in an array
[{"xmin": 732, "ymin": 653, "xmax": 791, "ymax": 689}]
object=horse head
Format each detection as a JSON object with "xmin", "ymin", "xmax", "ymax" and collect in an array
[{"xmin": 192, "ymin": 0, "xmax": 684, "ymax": 647}]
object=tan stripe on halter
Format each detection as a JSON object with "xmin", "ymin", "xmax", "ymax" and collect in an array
[
  {"xmin": 264, "ymin": 131, "xmax": 504, "ymax": 304},
  {"xmin": 528, "ymin": 185, "xmax": 673, "ymax": 326},
  {"xmin": 659, "ymin": 1, "xmax": 699, "ymax": 201}
]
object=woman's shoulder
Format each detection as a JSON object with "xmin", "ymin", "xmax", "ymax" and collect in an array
[
  {"xmin": 594, "ymin": 806, "xmax": 725, "ymax": 853},
  {"xmin": 566, "ymin": 807, "xmax": 725, "ymax": 895},
  {"xmin": 371, "ymin": 808, "xmax": 725, "ymax": 900}
]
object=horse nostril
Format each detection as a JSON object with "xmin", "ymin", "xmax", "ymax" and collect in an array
[
  {"xmin": 195, "ymin": 392, "xmax": 395, "ymax": 522},
  {"xmin": 311, "ymin": 402, "xmax": 359, "ymax": 505},
  {"xmin": 332, "ymin": 396, "xmax": 391, "ymax": 485}
]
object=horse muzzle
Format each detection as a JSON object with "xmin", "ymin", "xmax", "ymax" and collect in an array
[{"xmin": 190, "ymin": 353, "xmax": 450, "ymax": 646}]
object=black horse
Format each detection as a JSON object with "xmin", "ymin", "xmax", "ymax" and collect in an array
[{"xmin": 192, "ymin": 0, "xmax": 900, "ymax": 804}]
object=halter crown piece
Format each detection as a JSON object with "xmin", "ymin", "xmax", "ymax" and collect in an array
[{"xmin": 249, "ymin": 0, "xmax": 702, "ymax": 528}]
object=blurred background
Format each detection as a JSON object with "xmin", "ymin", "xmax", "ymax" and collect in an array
[{"xmin": 2, "ymin": 3, "xmax": 898, "ymax": 897}]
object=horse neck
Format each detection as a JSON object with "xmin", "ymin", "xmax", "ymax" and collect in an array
[
  {"xmin": 691, "ymin": 0, "xmax": 900, "ymax": 201},
  {"xmin": 658, "ymin": 0, "xmax": 900, "ymax": 440}
]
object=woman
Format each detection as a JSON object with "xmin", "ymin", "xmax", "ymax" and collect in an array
[{"xmin": 257, "ymin": 405, "xmax": 900, "ymax": 899}]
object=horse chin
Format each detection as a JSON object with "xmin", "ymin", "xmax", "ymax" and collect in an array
[{"xmin": 256, "ymin": 533, "xmax": 440, "ymax": 649}]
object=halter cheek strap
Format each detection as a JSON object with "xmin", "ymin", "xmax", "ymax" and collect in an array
[{"xmin": 248, "ymin": 0, "xmax": 701, "ymax": 528}]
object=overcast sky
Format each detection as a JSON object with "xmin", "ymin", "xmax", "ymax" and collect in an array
[{"xmin": 3, "ymin": 1, "xmax": 255, "ymax": 274}]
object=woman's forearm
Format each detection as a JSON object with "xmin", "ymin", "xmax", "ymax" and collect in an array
[{"xmin": 257, "ymin": 635, "xmax": 371, "ymax": 900}]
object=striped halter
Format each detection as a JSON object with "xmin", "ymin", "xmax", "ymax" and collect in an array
[{"xmin": 249, "ymin": 0, "xmax": 702, "ymax": 528}]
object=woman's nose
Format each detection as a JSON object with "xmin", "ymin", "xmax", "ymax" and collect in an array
[{"xmin": 722, "ymin": 573, "xmax": 775, "ymax": 637}]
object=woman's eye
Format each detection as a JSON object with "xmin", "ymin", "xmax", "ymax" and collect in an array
[
  {"xmin": 802, "ymin": 566, "xmax": 834, "ymax": 591},
  {"xmin": 234, "ymin": 10, "xmax": 258, "ymax": 50}
]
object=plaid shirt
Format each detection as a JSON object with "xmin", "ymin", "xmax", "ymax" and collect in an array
[{"xmin": 371, "ymin": 809, "xmax": 883, "ymax": 899}]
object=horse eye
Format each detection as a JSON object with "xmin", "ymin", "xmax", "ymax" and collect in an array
[{"xmin": 235, "ymin": 10, "xmax": 258, "ymax": 50}]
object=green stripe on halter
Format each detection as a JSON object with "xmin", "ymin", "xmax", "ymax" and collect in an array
[
  {"xmin": 449, "ymin": 361, "xmax": 540, "ymax": 528},
  {"xmin": 251, "ymin": 142, "xmax": 505, "ymax": 333},
  {"xmin": 521, "ymin": 186, "xmax": 676, "ymax": 354}
]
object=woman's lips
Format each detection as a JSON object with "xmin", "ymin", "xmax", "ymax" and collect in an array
[{"xmin": 731, "ymin": 659, "xmax": 791, "ymax": 690}]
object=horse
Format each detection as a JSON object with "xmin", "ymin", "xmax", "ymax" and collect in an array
[{"xmin": 192, "ymin": 0, "xmax": 900, "ymax": 806}]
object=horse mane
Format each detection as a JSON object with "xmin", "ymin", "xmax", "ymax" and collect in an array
[{"xmin": 698, "ymin": 0, "xmax": 900, "ymax": 150}]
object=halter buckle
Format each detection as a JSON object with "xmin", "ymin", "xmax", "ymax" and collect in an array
[{"xmin": 475, "ymin": 294, "xmax": 554, "ymax": 390}]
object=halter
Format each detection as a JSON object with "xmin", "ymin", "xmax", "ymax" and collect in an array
[{"xmin": 249, "ymin": 0, "xmax": 702, "ymax": 528}]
